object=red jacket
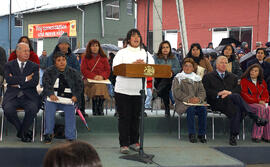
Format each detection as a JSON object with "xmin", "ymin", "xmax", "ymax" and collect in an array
[
  {"xmin": 81, "ymin": 55, "xmax": 110, "ymax": 80},
  {"xmin": 240, "ymin": 77, "xmax": 269, "ymax": 104},
  {"xmin": 146, "ymin": 77, "xmax": 153, "ymax": 88},
  {"xmin": 9, "ymin": 51, "xmax": 40, "ymax": 65}
]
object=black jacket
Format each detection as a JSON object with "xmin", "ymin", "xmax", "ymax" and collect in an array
[
  {"xmin": 2, "ymin": 60, "xmax": 40, "ymax": 107},
  {"xmin": 41, "ymin": 65, "xmax": 83, "ymax": 107},
  {"xmin": 202, "ymin": 71, "xmax": 240, "ymax": 117}
]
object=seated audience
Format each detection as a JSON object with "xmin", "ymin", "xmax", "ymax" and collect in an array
[
  {"xmin": 43, "ymin": 140, "xmax": 102, "ymax": 167},
  {"xmin": 202, "ymin": 56, "xmax": 268, "ymax": 146},
  {"xmin": 42, "ymin": 52, "xmax": 83, "ymax": 143},
  {"xmin": 247, "ymin": 48, "xmax": 270, "ymax": 81},
  {"xmin": 186, "ymin": 43, "xmax": 213, "ymax": 78},
  {"xmin": 221, "ymin": 44, "xmax": 242, "ymax": 78},
  {"xmin": 2, "ymin": 43, "xmax": 40, "ymax": 142},
  {"xmin": 0, "ymin": 46, "xmax": 7, "ymax": 101},
  {"xmin": 240, "ymin": 64, "xmax": 270, "ymax": 142},
  {"xmin": 81, "ymin": 39, "xmax": 110, "ymax": 116},
  {"xmin": 153, "ymin": 41, "xmax": 181, "ymax": 117},
  {"xmin": 172, "ymin": 58, "xmax": 207, "ymax": 143},
  {"xmin": 8, "ymin": 36, "xmax": 40, "ymax": 65}
]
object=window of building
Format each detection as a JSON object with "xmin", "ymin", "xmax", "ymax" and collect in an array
[
  {"xmin": 69, "ymin": 37, "xmax": 77, "ymax": 52},
  {"xmin": 14, "ymin": 16, "xmax": 22, "ymax": 27},
  {"xmin": 212, "ymin": 27, "xmax": 253, "ymax": 49},
  {"xmin": 106, "ymin": 1, "xmax": 120, "ymax": 20},
  {"xmin": 126, "ymin": 0, "xmax": 133, "ymax": 15}
]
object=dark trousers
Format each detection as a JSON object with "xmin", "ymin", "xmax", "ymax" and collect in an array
[
  {"xmin": 115, "ymin": 92, "xmax": 141, "ymax": 147},
  {"xmin": 154, "ymin": 78, "xmax": 172, "ymax": 110},
  {"xmin": 186, "ymin": 106, "xmax": 207, "ymax": 135},
  {"xmin": 228, "ymin": 93, "xmax": 252, "ymax": 136},
  {"xmin": 3, "ymin": 95, "xmax": 39, "ymax": 136}
]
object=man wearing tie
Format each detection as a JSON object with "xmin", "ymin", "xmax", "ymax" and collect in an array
[
  {"xmin": 202, "ymin": 56, "xmax": 268, "ymax": 146},
  {"xmin": 2, "ymin": 42, "xmax": 40, "ymax": 142}
]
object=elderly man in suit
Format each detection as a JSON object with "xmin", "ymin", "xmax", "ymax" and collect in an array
[
  {"xmin": 202, "ymin": 56, "xmax": 268, "ymax": 146},
  {"xmin": 2, "ymin": 42, "xmax": 40, "ymax": 142}
]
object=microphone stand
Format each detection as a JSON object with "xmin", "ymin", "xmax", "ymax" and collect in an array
[{"xmin": 120, "ymin": 48, "xmax": 154, "ymax": 164}]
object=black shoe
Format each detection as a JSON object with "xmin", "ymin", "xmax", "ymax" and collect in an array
[
  {"xmin": 165, "ymin": 110, "xmax": 170, "ymax": 118},
  {"xmin": 229, "ymin": 136, "xmax": 237, "ymax": 146},
  {"xmin": 252, "ymin": 138, "xmax": 261, "ymax": 143},
  {"xmin": 189, "ymin": 134, "xmax": 197, "ymax": 143},
  {"xmin": 44, "ymin": 134, "xmax": 52, "ymax": 144},
  {"xmin": 262, "ymin": 138, "xmax": 270, "ymax": 143},
  {"xmin": 114, "ymin": 112, "xmax": 118, "ymax": 117},
  {"xmin": 256, "ymin": 118, "xmax": 268, "ymax": 126},
  {"xmin": 144, "ymin": 112, "xmax": 147, "ymax": 117},
  {"xmin": 198, "ymin": 135, "xmax": 207, "ymax": 143},
  {"xmin": 66, "ymin": 139, "xmax": 75, "ymax": 142},
  {"xmin": 21, "ymin": 135, "xmax": 32, "ymax": 142}
]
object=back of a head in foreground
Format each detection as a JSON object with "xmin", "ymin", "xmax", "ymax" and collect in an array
[{"xmin": 43, "ymin": 141, "xmax": 102, "ymax": 167}]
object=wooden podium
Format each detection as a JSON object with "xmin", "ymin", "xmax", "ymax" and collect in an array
[
  {"xmin": 114, "ymin": 63, "xmax": 171, "ymax": 164},
  {"xmin": 113, "ymin": 64, "xmax": 171, "ymax": 78}
]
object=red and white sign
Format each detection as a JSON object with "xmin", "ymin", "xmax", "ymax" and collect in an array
[{"xmin": 28, "ymin": 20, "xmax": 77, "ymax": 38}]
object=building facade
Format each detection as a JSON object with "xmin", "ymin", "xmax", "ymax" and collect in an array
[
  {"xmin": 0, "ymin": 14, "xmax": 22, "ymax": 55},
  {"xmin": 23, "ymin": 0, "xmax": 135, "ymax": 55},
  {"xmin": 137, "ymin": 0, "xmax": 269, "ymax": 52}
]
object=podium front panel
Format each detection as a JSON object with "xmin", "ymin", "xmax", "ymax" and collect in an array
[{"xmin": 113, "ymin": 64, "xmax": 171, "ymax": 78}]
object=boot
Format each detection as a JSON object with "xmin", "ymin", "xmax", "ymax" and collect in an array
[
  {"xmin": 92, "ymin": 99, "xmax": 98, "ymax": 115},
  {"xmin": 98, "ymin": 98, "xmax": 105, "ymax": 116},
  {"xmin": 165, "ymin": 104, "xmax": 170, "ymax": 118}
]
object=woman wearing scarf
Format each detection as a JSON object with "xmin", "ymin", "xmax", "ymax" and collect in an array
[{"xmin": 172, "ymin": 58, "xmax": 207, "ymax": 143}]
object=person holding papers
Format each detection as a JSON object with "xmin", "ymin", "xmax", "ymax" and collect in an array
[
  {"xmin": 81, "ymin": 39, "xmax": 110, "ymax": 116},
  {"xmin": 172, "ymin": 58, "xmax": 207, "ymax": 143},
  {"xmin": 42, "ymin": 52, "xmax": 83, "ymax": 144}
]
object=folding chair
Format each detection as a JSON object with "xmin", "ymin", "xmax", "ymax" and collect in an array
[
  {"xmin": 0, "ymin": 108, "xmax": 36, "ymax": 142},
  {"xmin": 0, "ymin": 84, "xmax": 36, "ymax": 142},
  {"xmin": 210, "ymin": 108, "xmax": 245, "ymax": 140}
]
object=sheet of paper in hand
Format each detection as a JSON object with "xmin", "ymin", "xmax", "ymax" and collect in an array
[{"xmin": 47, "ymin": 96, "xmax": 73, "ymax": 105}]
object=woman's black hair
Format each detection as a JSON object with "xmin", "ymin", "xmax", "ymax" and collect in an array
[
  {"xmin": 17, "ymin": 36, "xmax": 34, "ymax": 51},
  {"xmin": 186, "ymin": 43, "xmax": 204, "ymax": 64},
  {"xmin": 53, "ymin": 51, "xmax": 66, "ymax": 64},
  {"xmin": 256, "ymin": 48, "xmax": 267, "ymax": 57},
  {"xmin": 241, "ymin": 63, "xmax": 264, "ymax": 84},
  {"xmin": 126, "ymin": 29, "xmax": 143, "ymax": 49},
  {"xmin": 156, "ymin": 41, "xmax": 174, "ymax": 59},
  {"xmin": 221, "ymin": 44, "xmax": 236, "ymax": 62}
]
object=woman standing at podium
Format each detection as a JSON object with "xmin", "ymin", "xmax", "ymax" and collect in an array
[
  {"xmin": 113, "ymin": 29, "xmax": 154, "ymax": 154},
  {"xmin": 153, "ymin": 41, "xmax": 181, "ymax": 117}
]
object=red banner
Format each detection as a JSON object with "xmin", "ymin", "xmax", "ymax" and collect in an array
[{"xmin": 28, "ymin": 20, "xmax": 77, "ymax": 38}]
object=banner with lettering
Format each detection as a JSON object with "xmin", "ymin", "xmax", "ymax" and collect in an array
[{"xmin": 28, "ymin": 20, "xmax": 77, "ymax": 38}]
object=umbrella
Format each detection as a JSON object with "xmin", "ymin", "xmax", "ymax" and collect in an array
[
  {"xmin": 239, "ymin": 52, "xmax": 256, "ymax": 71},
  {"xmin": 219, "ymin": 38, "xmax": 241, "ymax": 47},
  {"xmin": 101, "ymin": 44, "xmax": 120, "ymax": 52},
  {"xmin": 76, "ymin": 107, "xmax": 90, "ymax": 131},
  {"xmin": 202, "ymin": 48, "xmax": 219, "ymax": 55},
  {"xmin": 73, "ymin": 48, "xmax": 86, "ymax": 54}
]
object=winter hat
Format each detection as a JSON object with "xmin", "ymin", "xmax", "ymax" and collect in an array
[
  {"xmin": 241, "ymin": 42, "xmax": 248, "ymax": 48},
  {"xmin": 57, "ymin": 33, "xmax": 70, "ymax": 46},
  {"xmin": 265, "ymin": 42, "xmax": 270, "ymax": 47}
]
